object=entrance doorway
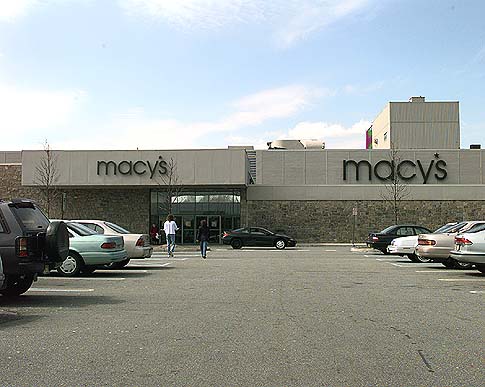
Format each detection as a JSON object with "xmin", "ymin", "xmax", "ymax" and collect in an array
[{"xmin": 178, "ymin": 215, "xmax": 222, "ymax": 244}]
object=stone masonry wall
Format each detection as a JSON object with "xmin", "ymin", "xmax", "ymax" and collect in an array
[
  {"xmin": 0, "ymin": 165, "xmax": 150, "ymax": 234},
  {"xmin": 247, "ymin": 200, "xmax": 485, "ymax": 243},
  {"xmin": 4, "ymin": 164, "xmax": 485, "ymax": 242}
]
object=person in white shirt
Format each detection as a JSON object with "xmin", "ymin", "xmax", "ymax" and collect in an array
[{"xmin": 163, "ymin": 214, "xmax": 179, "ymax": 257}]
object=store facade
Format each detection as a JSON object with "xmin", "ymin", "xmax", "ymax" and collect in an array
[{"xmin": 3, "ymin": 146, "xmax": 485, "ymax": 243}]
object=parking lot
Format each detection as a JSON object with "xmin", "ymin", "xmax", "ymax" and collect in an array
[{"xmin": 1, "ymin": 246, "xmax": 484, "ymax": 387}]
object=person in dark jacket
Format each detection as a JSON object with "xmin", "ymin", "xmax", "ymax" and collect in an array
[{"xmin": 197, "ymin": 219, "xmax": 210, "ymax": 259}]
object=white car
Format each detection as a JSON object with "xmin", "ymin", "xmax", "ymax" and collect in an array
[
  {"xmin": 450, "ymin": 226, "xmax": 485, "ymax": 274},
  {"xmin": 73, "ymin": 220, "xmax": 153, "ymax": 268},
  {"xmin": 388, "ymin": 222, "xmax": 458, "ymax": 263}
]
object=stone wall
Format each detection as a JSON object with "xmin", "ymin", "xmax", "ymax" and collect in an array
[
  {"xmin": 0, "ymin": 165, "xmax": 150, "ymax": 234},
  {"xmin": 246, "ymin": 200, "xmax": 485, "ymax": 243}
]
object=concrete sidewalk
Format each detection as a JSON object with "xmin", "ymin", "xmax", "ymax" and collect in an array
[{"xmin": 152, "ymin": 243, "xmax": 370, "ymax": 252}]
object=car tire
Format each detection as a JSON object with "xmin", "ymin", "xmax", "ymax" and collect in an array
[
  {"xmin": 476, "ymin": 264, "xmax": 485, "ymax": 274},
  {"xmin": 231, "ymin": 239, "xmax": 242, "ymax": 249},
  {"xmin": 275, "ymin": 239, "xmax": 286, "ymax": 250},
  {"xmin": 408, "ymin": 253, "xmax": 432, "ymax": 263},
  {"xmin": 0, "ymin": 275, "xmax": 34, "ymax": 297},
  {"xmin": 442, "ymin": 258, "xmax": 472, "ymax": 269},
  {"xmin": 450, "ymin": 259, "xmax": 473, "ymax": 270},
  {"xmin": 45, "ymin": 221, "xmax": 70, "ymax": 262},
  {"xmin": 108, "ymin": 259, "xmax": 130, "ymax": 269},
  {"xmin": 58, "ymin": 251, "xmax": 84, "ymax": 277}
]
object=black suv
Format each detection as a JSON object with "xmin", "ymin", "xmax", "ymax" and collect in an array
[{"xmin": 0, "ymin": 198, "xmax": 69, "ymax": 297}]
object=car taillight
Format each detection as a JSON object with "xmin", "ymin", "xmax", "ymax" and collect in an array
[
  {"xmin": 136, "ymin": 237, "xmax": 144, "ymax": 247},
  {"xmin": 101, "ymin": 242, "xmax": 116, "ymax": 249},
  {"xmin": 455, "ymin": 237, "xmax": 473, "ymax": 245},
  {"xmin": 223, "ymin": 232, "xmax": 230, "ymax": 238},
  {"xmin": 372, "ymin": 236, "xmax": 378, "ymax": 241},
  {"xmin": 418, "ymin": 239, "xmax": 436, "ymax": 246},
  {"xmin": 18, "ymin": 237, "xmax": 28, "ymax": 257}
]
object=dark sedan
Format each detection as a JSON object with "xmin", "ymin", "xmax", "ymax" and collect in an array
[
  {"xmin": 222, "ymin": 227, "xmax": 297, "ymax": 250},
  {"xmin": 366, "ymin": 224, "xmax": 431, "ymax": 254}
]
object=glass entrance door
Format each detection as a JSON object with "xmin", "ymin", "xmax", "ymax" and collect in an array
[{"xmin": 195, "ymin": 215, "xmax": 222, "ymax": 244}]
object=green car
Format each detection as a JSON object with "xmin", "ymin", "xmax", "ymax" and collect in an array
[{"xmin": 57, "ymin": 221, "xmax": 128, "ymax": 276}]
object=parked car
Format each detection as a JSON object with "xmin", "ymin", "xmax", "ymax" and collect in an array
[
  {"xmin": 73, "ymin": 220, "xmax": 152, "ymax": 268},
  {"xmin": 450, "ymin": 226, "xmax": 485, "ymax": 273},
  {"xmin": 57, "ymin": 221, "xmax": 128, "ymax": 276},
  {"xmin": 222, "ymin": 227, "xmax": 296, "ymax": 249},
  {"xmin": 416, "ymin": 221, "xmax": 485, "ymax": 268},
  {"xmin": 0, "ymin": 199, "xmax": 69, "ymax": 296},
  {"xmin": 387, "ymin": 222, "xmax": 459, "ymax": 262},
  {"xmin": 366, "ymin": 225, "xmax": 431, "ymax": 254}
]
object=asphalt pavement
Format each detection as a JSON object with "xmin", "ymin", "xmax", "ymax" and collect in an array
[{"xmin": 1, "ymin": 246, "xmax": 484, "ymax": 387}]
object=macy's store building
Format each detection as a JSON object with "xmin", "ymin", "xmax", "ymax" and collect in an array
[{"xmin": 3, "ymin": 145, "xmax": 485, "ymax": 244}]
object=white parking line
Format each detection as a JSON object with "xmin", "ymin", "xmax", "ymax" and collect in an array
[
  {"xmin": 438, "ymin": 278, "xmax": 485, "ymax": 282},
  {"xmin": 96, "ymin": 270, "xmax": 148, "ymax": 274},
  {"xmin": 28, "ymin": 288, "xmax": 95, "ymax": 292},
  {"xmin": 470, "ymin": 290, "xmax": 485, "ymax": 294},
  {"xmin": 376, "ymin": 258, "xmax": 401, "ymax": 261},
  {"xmin": 42, "ymin": 277, "xmax": 126, "ymax": 281},
  {"xmin": 325, "ymin": 250, "xmax": 337, "ymax": 252},
  {"xmin": 416, "ymin": 270, "xmax": 477, "ymax": 273}
]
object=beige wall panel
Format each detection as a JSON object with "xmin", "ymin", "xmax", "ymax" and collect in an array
[
  {"xmin": 390, "ymin": 102, "xmax": 426, "ymax": 122},
  {"xmin": 192, "ymin": 151, "xmax": 213, "ymax": 184},
  {"xmin": 261, "ymin": 151, "xmax": 284, "ymax": 185},
  {"xmin": 248, "ymin": 185, "xmax": 485, "ymax": 201},
  {"xmin": 326, "ymin": 150, "xmax": 351, "ymax": 185},
  {"xmin": 305, "ymin": 151, "xmax": 326, "ymax": 185},
  {"xmin": 22, "ymin": 150, "xmax": 247, "ymax": 186},
  {"xmin": 283, "ymin": 152, "xmax": 305, "ymax": 185},
  {"xmin": 459, "ymin": 151, "xmax": 481, "ymax": 184}
]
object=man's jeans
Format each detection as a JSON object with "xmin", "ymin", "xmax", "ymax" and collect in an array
[
  {"xmin": 200, "ymin": 240, "xmax": 208, "ymax": 257},
  {"xmin": 167, "ymin": 234, "xmax": 176, "ymax": 255}
]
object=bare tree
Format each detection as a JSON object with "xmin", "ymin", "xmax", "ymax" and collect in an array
[
  {"xmin": 157, "ymin": 157, "xmax": 184, "ymax": 215},
  {"xmin": 34, "ymin": 140, "xmax": 60, "ymax": 218},
  {"xmin": 379, "ymin": 142, "xmax": 411, "ymax": 224}
]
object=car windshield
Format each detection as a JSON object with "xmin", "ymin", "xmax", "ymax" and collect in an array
[
  {"xmin": 443, "ymin": 222, "xmax": 468, "ymax": 233},
  {"xmin": 380, "ymin": 226, "xmax": 397, "ymax": 234},
  {"xmin": 9, "ymin": 203, "xmax": 50, "ymax": 231},
  {"xmin": 67, "ymin": 222, "xmax": 98, "ymax": 236},
  {"xmin": 433, "ymin": 223, "xmax": 458, "ymax": 233},
  {"xmin": 104, "ymin": 222, "xmax": 130, "ymax": 234},
  {"xmin": 233, "ymin": 228, "xmax": 249, "ymax": 233},
  {"xmin": 464, "ymin": 223, "xmax": 485, "ymax": 233}
]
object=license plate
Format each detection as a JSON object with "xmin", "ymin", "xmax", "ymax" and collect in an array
[{"xmin": 455, "ymin": 244, "xmax": 461, "ymax": 251}]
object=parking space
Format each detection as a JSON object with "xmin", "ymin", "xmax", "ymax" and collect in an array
[
  {"xmin": 368, "ymin": 250, "xmax": 485, "ymax": 295},
  {"xmin": 1, "ymin": 246, "xmax": 485, "ymax": 386}
]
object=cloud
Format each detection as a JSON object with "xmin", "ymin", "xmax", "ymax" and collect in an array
[
  {"xmin": 279, "ymin": 119, "xmax": 371, "ymax": 149},
  {"xmin": 119, "ymin": 0, "xmax": 373, "ymax": 47},
  {"xmin": 54, "ymin": 84, "xmax": 323, "ymax": 150},
  {"xmin": 274, "ymin": 0, "xmax": 371, "ymax": 48},
  {"xmin": 0, "ymin": 0, "xmax": 37, "ymax": 22},
  {"xmin": 0, "ymin": 83, "xmax": 86, "ymax": 146},
  {"xmin": 119, "ymin": 0, "xmax": 265, "ymax": 29}
]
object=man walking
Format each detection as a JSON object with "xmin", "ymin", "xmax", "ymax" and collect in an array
[{"xmin": 163, "ymin": 214, "xmax": 179, "ymax": 257}]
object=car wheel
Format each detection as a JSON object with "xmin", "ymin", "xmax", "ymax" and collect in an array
[
  {"xmin": 107, "ymin": 259, "xmax": 131, "ymax": 269},
  {"xmin": 409, "ymin": 253, "xmax": 432, "ymax": 263},
  {"xmin": 450, "ymin": 259, "xmax": 473, "ymax": 270},
  {"xmin": 275, "ymin": 239, "xmax": 286, "ymax": 250},
  {"xmin": 476, "ymin": 264, "xmax": 485, "ymax": 274},
  {"xmin": 231, "ymin": 239, "xmax": 242, "ymax": 249},
  {"xmin": 58, "ymin": 251, "xmax": 83, "ymax": 277},
  {"xmin": 0, "ymin": 275, "xmax": 34, "ymax": 297}
]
